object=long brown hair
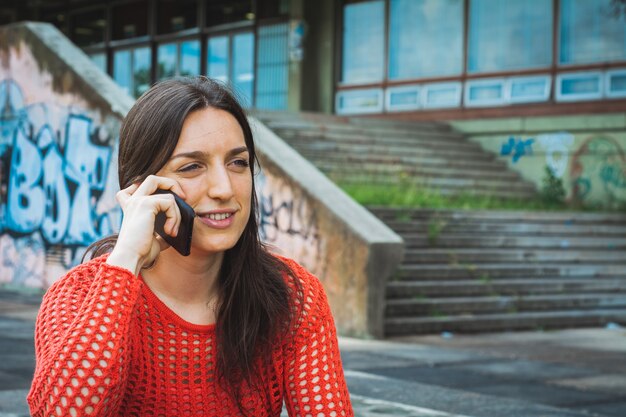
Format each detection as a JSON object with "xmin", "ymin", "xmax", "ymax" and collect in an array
[{"xmin": 84, "ymin": 76, "xmax": 299, "ymax": 414}]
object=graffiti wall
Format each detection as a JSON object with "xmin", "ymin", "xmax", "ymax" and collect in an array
[
  {"xmin": 256, "ymin": 169, "xmax": 325, "ymax": 275},
  {"xmin": 454, "ymin": 116, "xmax": 626, "ymax": 209},
  {"xmin": 571, "ymin": 135, "xmax": 626, "ymax": 205},
  {"xmin": 0, "ymin": 43, "xmax": 122, "ymax": 289},
  {"xmin": 0, "ymin": 32, "xmax": 333, "ymax": 295}
]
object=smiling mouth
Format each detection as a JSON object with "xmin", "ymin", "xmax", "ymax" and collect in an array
[{"xmin": 202, "ymin": 213, "xmax": 233, "ymax": 221}]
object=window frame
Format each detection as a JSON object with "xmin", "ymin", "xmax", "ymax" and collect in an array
[
  {"xmin": 336, "ymin": 88, "xmax": 385, "ymax": 115},
  {"xmin": 605, "ymin": 69, "xmax": 626, "ymax": 99},
  {"xmin": 335, "ymin": 0, "xmax": 626, "ymax": 114},
  {"xmin": 555, "ymin": 71, "xmax": 604, "ymax": 102},
  {"xmin": 385, "ymin": 85, "xmax": 421, "ymax": 112}
]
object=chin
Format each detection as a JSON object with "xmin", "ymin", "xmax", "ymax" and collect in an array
[{"xmin": 190, "ymin": 237, "xmax": 240, "ymax": 255}]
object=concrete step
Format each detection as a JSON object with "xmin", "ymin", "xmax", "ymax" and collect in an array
[
  {"xmin": 348, "ymin": 116, "xmax": 453, "ymax": 132},
  {"xmin": 369, "ymin": 208, "xmax": 626, "ymax": 224},
  {"xmin": 299, "ymin": 151, "xmax": 513, "ymax": 172},
  {"xmin": 384, "ymin": 309, "xmax": 626, "ymax": 335},
  {"xmin": 335, "ymin": 175, "xmax": 536, "ymax": 193},
  {"xmin": 255, "ymin": 111, "xmax": 455, "ymax": 135},
  {"xmin": 312, "ymin": 161, "xmax": 524, "ymax": 181},
  {"xmin": 403, "ymin": 248, "xmax": 626, "ymax": 264},
  {"xmin": 286, "ymin": 140, "xmax": 497, "ymax": 161},
  {"xmin": 386, "ymin": 293, "xmax": 626, "ymax": 317},
  {"xmin": 339, "ymin": 181, "xmax": 537, "ymax": 200},
  {"xmin": 402, "ymin": 234, "xmax": 626, "ymax": 249},
  {"xmin": 382, "ymin": 221, "xmax": 626, "ymax": 236},
  {"xmin": 397, "ymin": 263, "xmax": 625, "ymax": 280},
  {"xmin": 273, "ymin": 128, "xmax": 480, "ymax": 150},
  {"xmin": 386, "ymin": 278, "xmax": 626, "ymax": 298}
]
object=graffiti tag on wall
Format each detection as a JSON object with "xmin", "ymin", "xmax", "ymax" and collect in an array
[
  {"xmin": 570, "ymin": 135, "xmax": 626, "ymax": 206},
  {"xmin": 537, "ymin": 132, "xmax": 574, "ymax": 178},
  {"xmin": 256, "ymin": 169, "xmax": 324, "ymax": 276},
  {"xmin": 0, "ymin": 79, "xmax": 120, "ymax": 287},
  {"xmin": 500, "ymin": 136, "xmax": 534, "ymax": 163}
]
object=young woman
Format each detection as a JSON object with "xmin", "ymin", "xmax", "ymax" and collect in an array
[{"xmin": 27, "ymin": 76, "xmax": 354, "ymax": 417}]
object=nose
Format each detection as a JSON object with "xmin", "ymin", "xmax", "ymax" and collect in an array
[{"xmin": 205, "ymin": 165, "xmax": 234, "ymax": 201}]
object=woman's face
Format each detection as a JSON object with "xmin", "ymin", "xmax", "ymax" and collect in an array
[{"xmin": 156, "ymin": 107, "xmax": 252, "ymax": 255}]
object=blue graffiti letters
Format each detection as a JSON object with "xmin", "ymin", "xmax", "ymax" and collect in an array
[
  {"xmin": 41, "ymin": 143, "xmax": 71, "ymax": 244},
  {"xmin": 500, "ymin": 136, "xmax": 535, "ymax": 163},
  {"xmin": 2, "ymin": 112, "xmax": 113, "ymax": 245},
  {"xmin": 6, "ymin": 123, "xmax": 46, "ymax": 233}
]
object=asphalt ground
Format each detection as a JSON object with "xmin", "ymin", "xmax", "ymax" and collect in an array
[{"xmin": 1, "ymin": 289, "xmax": 624, "ymax": 417}]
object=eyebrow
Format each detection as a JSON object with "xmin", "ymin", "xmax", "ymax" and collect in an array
[{"xmin": 170, "ymin": 146, "xmax": 249, "ymax": 161}]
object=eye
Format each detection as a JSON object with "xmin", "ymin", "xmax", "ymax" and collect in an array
[
  {"xmin": 177, "ymin": 163, "xmax": 202, "ymax": 173},
  {"xmin": 232, "ymin": 159, "xmax": 250, "ymax": 168}
]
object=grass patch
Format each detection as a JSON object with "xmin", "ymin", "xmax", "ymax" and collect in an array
[
  {"xmin": 339, "ymin": 182, "xmax": 619, "ymax": 212},
  {"xmin": 427, "ymin": 217, "xmax": 447, "ymax": 245}
]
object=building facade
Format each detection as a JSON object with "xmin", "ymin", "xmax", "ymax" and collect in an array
[{"xmin": 2, "ymin": 0, "xmax": 625, "ymax": 119}]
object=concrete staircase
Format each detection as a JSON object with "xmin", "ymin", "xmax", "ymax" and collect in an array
[
  {"xmin": 371, "ymin": 208, "xmax": 626, "ymax": 336},
  {"xmin": 255, "ymin": 111, "xmax": 626, "ymax": 336},
  {"xmin": 253, "ymin": 111, "xmax": 537, "ymax": 199}
]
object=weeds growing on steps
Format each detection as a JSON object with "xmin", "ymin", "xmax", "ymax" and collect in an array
[{"xmin": 339, "ymin": 181, "xmax": 623, "ymax": 212}]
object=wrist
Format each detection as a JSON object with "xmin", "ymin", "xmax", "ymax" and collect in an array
[{"xmin": 106, "ymin": 249, "xmax": 142, "ymax": 276}]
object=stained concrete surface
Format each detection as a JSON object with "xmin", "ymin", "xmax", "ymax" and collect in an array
[{"xmin": 1, "ymin": 290, "xmax": 625, "ymax": 417}]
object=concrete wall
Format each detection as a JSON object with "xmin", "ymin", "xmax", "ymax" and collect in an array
[
  {"xmin": 0, "ymin": 22, "xmax": 133, "ymax": 289},
  {"xmin": 252, "ymin": 121, "xmax": 404, "ymax": 337},
  {"xmin": 0, "ymin": 22, "xmax": 403, "ymax": 338},
  {"xmin": 451, "ymin": 114, "xmax": 626, "ymax": 209}
]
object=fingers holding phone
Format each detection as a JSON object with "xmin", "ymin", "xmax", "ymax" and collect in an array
[{"xmin": 106, "ymin": 176, "xmax": 190, "ymax": 274}]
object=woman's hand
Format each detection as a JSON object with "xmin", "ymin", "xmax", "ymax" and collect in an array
[{"xmin": 106, "ymin": 175, "xmax": 186, "ymax": 275}]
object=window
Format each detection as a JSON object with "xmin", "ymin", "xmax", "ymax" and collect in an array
[
  {"xmin": 157, "ymin": 43, "xmax": 177, "ymax": 79},
  {"xmin": 113, "ymin": 50, "xmax": 132, "ymax": 94},
  {"xmin": 207, "ymin": 36, "xmax": 230, "ymax": 83},
  {"xmin": 114, "ymin": 47, "xmax": 151, "ymax": 98},
  {"xmin": 508, "ymin": 76, "xmax": 551, "ymax": 103},
  {"xmin": 388, "ymin": 0, "xmax": 463, "ymax": 80},
  {"xmin": 606, "ymin": 69, "xmax": 626, "ymax": 98},
  {"xmin": 386, "ymin": 85, "xmax": 421, "ymax": 112},
  {"xmin": 465, "ymin": 79, "xmax": 506, "ymax": 107},
  {"xmin": 232, "ymin": 33, "xmax": 255, "ymax": 107},
  {"xmin": 206, "ymin": 32, "xmax": 255, "ymax": 107},
  {"xmin": 180, "ymin": 41, "xmax": 200, "ymax": 76},
  {"xmin": 256, "ymin": 23, "xmax": 289, "ymax": 110},
  {"xmin": 468, "ymin": 0, "xmax": 552, "ymax": 73},
  {"xmin": 336, "ymin": 88, "xmax": 384, "ymax": 114},
  {"xmin": 111, "ymin": 1, "xmax": 149, "ymax": 40},
  {"xmin": 133, "ymin": 47, "xmax": 152, "ymax": 97},
  {"xmin": 157, "ymin": 40, "xmax": 200, "ymax": 80},
  {"xmin": 157, "ymin": 0, "xmax": 198, "ymax": 34},
  {"xmin": 560, "ymin": 0, "xmax": 626, "ymax": 65},
  {"xmin": 71, "ymin": 9, "xmax": 106, "ymax": 47},
  {"xmin": 205, "ymin": 0, "xmax": 254, "ymax": 27},
  {"xmin": 256, "ymin": 0, "xmax": 290, "ymax": 20},
  {"xmin": 556, "ymin": 72, "xmax": 603, "ymax": 102},
  {"xmin": 423, "ymin": 82, "xmax": 462, "ymax": 108},
  {"xmin": 342, "ymin": 1, "xmax": 385, "ymax": 83}
]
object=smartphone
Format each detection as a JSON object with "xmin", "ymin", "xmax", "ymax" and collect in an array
[{"xmin": 152, "ymin": 189, "xmax": 195, "ymax": 256}]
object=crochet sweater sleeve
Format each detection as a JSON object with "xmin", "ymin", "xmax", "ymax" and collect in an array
[
  {"xmin": 27, "ymin": 257, "xmax": 142, "ymax": 417},
  {"xmin": 281, "ymin": 259, "xmax": 354, "ymax": 417}
]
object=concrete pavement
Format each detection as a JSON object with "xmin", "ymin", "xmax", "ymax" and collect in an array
[{"xmin": 1, "ymin": 289, "xmax": 625, "ymax": 417}]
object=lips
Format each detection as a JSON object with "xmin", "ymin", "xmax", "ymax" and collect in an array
[{"xmin": 196, "ymin": 209, "xmax": 236, "ymax": 229}]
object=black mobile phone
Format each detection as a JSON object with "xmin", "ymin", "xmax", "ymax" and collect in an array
[{"xmin": 152, "ymin": 189, "xmax": 195, "ymax": 256}]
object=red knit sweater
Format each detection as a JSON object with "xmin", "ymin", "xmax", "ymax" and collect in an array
[{"xmin": 27, "ymin": 255, "xmax": 353, "ymax": 417}]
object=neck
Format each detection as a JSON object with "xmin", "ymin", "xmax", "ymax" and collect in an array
[{"xmin": 141, "ymin": 248, "xmax": 223, "ymax": 306}]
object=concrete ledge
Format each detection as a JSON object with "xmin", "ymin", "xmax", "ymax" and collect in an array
[
  {"xmin": 1, "ymin": 22, "xmax": 134, "ymax": 118},
  {"xmin": 251, "ymin": 118, "xmax": 405, "ymax": 338},
  {"xmin": 450, "ymin": 113, "xmax": 626, "ymax": 135}
]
